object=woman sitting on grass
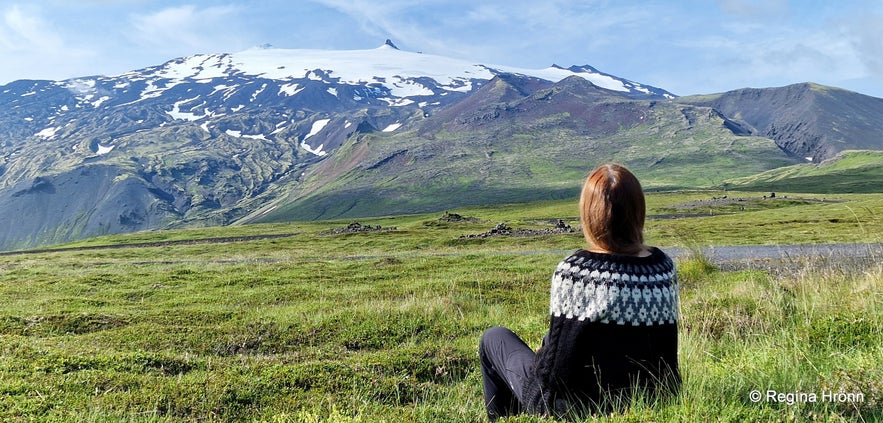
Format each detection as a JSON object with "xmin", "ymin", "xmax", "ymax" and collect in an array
[{"xmin": 479, "ymin": 163, "xmax": 681, "ymax": 421}]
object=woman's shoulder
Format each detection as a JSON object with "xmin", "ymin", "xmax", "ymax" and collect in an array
[
  {"xmin": 563, "ymin": 246, "xmax": 671, "ymax": 265},
  {"xmin": 556, "ymin": 247, "xmax": 674, "ymax": 277}
]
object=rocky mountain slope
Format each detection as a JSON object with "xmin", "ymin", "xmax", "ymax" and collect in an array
[
  {"xmin": 678, "ymin": 83, "xmax": 883, "ymax": 162},
  {"xmin": 0, "ymin": 42, "xmax": 880, "ymax": 250}
]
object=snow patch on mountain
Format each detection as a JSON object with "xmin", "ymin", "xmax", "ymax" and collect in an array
[
  {"xmin": 115, "ymin": 43, "xmax": 666, "ymax": 101},
  {"xmin": 383, "ymin": 98, "xmax": 415, "ymax": 107},
  {"xmin": 387, "ymin": 79, "xmax": 435, "ymax": 97},
  {"xmin": 168, "ymin": 97, "xmax": 204, "ymax": 121},
  {"xmin": 301, "ymin": 142, "xmax": 327, "ymax": 156},
  {"xmin": 90, "ymin": 96, "xmax": 111, "ymax": 108},
  {"xmin": 226, "ymin": 129, "xmax": 268, "ymax": 141},
  {"xmin": 383, "ymin": 122, "xmax": 402, "ymax": 132},
  {"xmin": 271, "ymin": 122, "xmax": 288, "ymax": 135},
  {"xmin": 134, "ymin": 80, "xmax": 185, "ymax": 103},
  {"xmin": 301, "ymin": 119, "xmax": 331, "ymax": 156},
  {"xmin": 305, "ymin": 119, "xmax": 330, "ymax": 139},
  {"xmin": 279, "ymin": 83, "xmax": 303, "ymax": 96},
  {"xmin": 96, "ymin": 143, "xmax": 115, "ymax": 155},
  {"xmin": 36, "ymin": 126, "xmax": 62, "ymax": 139},
  {"xmin": 62, "ymin": 79, "xmax": 96, "ymax": 94}
]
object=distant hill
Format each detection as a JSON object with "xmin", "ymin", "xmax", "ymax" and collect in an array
[
  {"xmin": 678, "ymin": 83, "xmax": 883, "ymax": 162},
  {"xmin": 724, "ymin": 150, "xmax": 883, "ymax": 193}
]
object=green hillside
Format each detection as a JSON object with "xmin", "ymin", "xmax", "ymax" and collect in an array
[
  {"xmin": 254, "ymin": 86, "xmax": 799, "ymax": 223},
  {"xmin": 725, "ymin": 150, "xmax": 883, "ymax": 193}
]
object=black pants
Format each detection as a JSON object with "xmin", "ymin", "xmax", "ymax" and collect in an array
[{"xmin": 479, "ymin": 326, "xmax": 536, "ymax": 421}]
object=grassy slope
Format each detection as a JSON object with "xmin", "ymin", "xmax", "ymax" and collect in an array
[
  {"xmin": 725, "ymin": 150, "xmax": 883, "ymax": 193},
  {"xmin": 257, "ymin": 99, "xmax": 799, "ymax": 222},
  {"xmin": 0, "ymin": 192, "xmax": 881, "ymax": 421}
]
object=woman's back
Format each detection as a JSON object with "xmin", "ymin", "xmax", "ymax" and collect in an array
[
  {"xmin": 522, "ymin": 248, "xmax": 680, "ymax": 417},
  {"xmin": 479, "ymin": 164, "xmax": 680, "ymax": 421}
]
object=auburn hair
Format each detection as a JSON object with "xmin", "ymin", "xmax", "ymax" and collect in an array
[{"xmin": 579, "ymin": 163, "xmax": 646, "ymax": 255}]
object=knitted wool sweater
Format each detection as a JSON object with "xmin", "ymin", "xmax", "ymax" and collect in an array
[{"xmin": 522, "ymin": 247, "xmax": 680, "ymax": 418}]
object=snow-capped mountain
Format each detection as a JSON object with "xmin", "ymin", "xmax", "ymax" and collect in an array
[
  {"xmin": 1, "ymin": 40, "xmax": 673, "ymax": 164},
  {"xmin": 2, "ymin": 40, "xmax": 672, "ymax": 140},
  {"xmin": 110, "ymin": 39, "xmax": 673, "ymax": 104},
  {"xmin": 1, "ymin": 41, "xmax": 877, "ymax": 251},
  {"xmin": 0, "ymin": 41, "xmax": 678, "ymax": 250}
]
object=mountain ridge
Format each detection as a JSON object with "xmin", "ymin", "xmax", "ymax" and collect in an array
[{"xmin": 678, "ymin": 83, "xmax": 883, "ymax": 162}]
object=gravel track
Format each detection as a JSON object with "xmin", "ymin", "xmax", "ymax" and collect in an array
[{"xmin": 666, "ymin": 243, "xmax": 883, "ymax": 272}]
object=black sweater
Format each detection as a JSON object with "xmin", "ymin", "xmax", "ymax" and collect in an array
[{"xmin": 522, "ymin": 248, "xmax": 680, "ymax": 418}]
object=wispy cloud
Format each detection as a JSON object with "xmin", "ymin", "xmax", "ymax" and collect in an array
[
  {"xmin": 308, "ymin": 0, "xmax": 657, "ymax": 67},
  {"xmin": 0, "ymin": 4, "xmax": 95, "ymax": 81},
  {"xmin": 128, "ymin": 5, "xmax": 253, "ymax": 54},
  {"xmin": 0, "ymin": 5, "xmax": 64, "ymax": 51},
  {"xmin": 844, "ymin": 13, "xmax": 883, "ymax": 81}
]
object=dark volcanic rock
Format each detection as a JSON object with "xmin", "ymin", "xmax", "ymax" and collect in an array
[
  {"xmin": 437, "ymin": 211, "xmax": 479, "ymax": 223},
  {"xmin": 319, "ymin": 222, "xmax": 396, "ymax": 235},
  {"xmin": 460, "ymin": 220, "xmax": 577, "ymax": 238}
]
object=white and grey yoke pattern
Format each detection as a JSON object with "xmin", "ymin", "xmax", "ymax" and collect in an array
[{"xmin": 549, "ymin": 248, "xmax": 678, "ymax": 326}]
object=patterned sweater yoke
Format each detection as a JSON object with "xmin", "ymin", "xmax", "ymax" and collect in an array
[{"xmin": 549, "ymin": 247, "xmax": 679, "ymax": 326}]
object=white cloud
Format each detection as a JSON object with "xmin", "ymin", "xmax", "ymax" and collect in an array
[
  {"xmin": 845, "ymin": 14, "xmax": 883, "ymax": 80},
  {"xmin": 0, "ymin": 4, "xmax": 95, "ymax": 82},
  {"xmin": 0, "ymin": 5, "xmax": 63, "ymax": 51},
  {"xmin": 129, "ymin": 5, "xmax": 252, "ymax": 54}
]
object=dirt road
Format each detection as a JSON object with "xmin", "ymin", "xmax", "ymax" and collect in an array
[{"xmin": 664, "ymin": 243, "xmax": 883, "ymax": 272}]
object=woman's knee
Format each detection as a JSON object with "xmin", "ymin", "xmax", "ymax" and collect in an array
[
  {"xmin": 480, "ymin": 326, "xmax": 514, "ymax": 351},
  {"xmin": 483, "ymin": 326, "xmax": 516, "ymax": 341}
]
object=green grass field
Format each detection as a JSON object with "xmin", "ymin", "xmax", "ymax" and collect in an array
[{"xmin": 1, "ymin": 191, "xmax": 881, "ymax": 421}]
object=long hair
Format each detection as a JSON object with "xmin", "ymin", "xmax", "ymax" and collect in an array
[{"xmin": 579, "ymin": 163, "xmax": 646, "ymax": 254}]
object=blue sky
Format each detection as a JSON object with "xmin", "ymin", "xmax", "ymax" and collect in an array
[{"xmin": 1, "ymin": 0, "xmax": 882, "ymax": 98}]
